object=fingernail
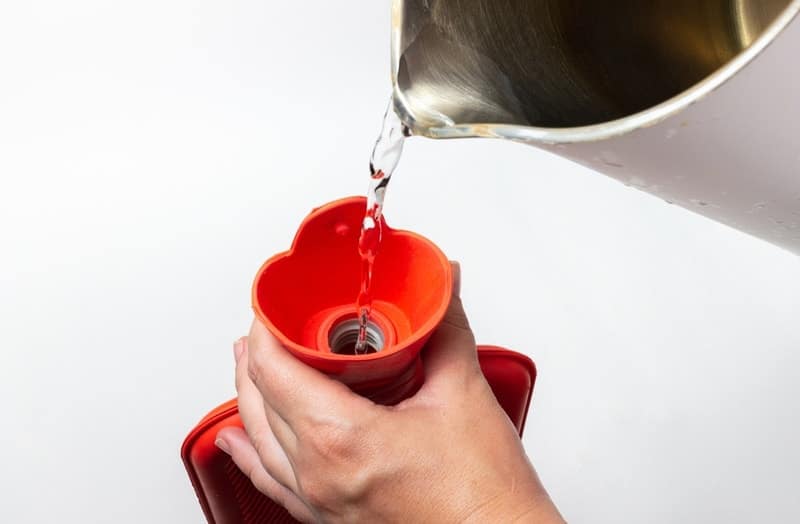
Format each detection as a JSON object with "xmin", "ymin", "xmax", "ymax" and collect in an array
[
  {"xmin": 215, "ymin": 438, "xmax": 231, "ymax": 455},
  {"xmin": 450, "ymin": 261, "xmax": 461, "ymax": 297},
  {"xmin": 233, "ymin": 339, "xmax": 245, "ymax": 363}
]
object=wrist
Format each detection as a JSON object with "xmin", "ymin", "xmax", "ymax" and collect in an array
[{"xmin": 463, "ymin": 484, "xmax": 564, "ymax": 524}]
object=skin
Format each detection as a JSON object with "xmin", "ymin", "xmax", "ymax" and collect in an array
[{"xmin": 216, "ymin": 263, "xmax": 565, "ymax": 523}]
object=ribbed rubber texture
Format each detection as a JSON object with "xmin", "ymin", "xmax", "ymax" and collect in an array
[{"xmin": 223, "ymin": 459, "xmax": 297, "ymax": 523}]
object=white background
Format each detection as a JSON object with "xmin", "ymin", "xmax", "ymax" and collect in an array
[{"xmin": 2, "ymin": 1, "xmax": 800, "ymax": 523}]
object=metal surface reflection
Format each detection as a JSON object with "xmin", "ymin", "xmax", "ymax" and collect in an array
[{"xmin": 393, "ymin": 0, "xmax": 791, "ymax": 130}]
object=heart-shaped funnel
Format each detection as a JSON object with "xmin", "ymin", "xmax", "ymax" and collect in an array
[{"xmin": 252, "ymin": 196, "xmax": 452, "ymax": 398}]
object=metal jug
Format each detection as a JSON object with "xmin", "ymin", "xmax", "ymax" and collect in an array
[{"xmin": 391, "ymin": 0, "xmax": 800, "ymax": 254}]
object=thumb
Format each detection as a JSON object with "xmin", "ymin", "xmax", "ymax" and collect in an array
[
  {"xmin": 440, "ymin": 261, "xmax": 469, "ymax": 332},
  {"xmin": 420, "ymin": 262, "xmax": 480, "ymax": 384}
]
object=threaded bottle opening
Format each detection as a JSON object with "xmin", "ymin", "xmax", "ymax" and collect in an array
[{"xmin": 328, "ymin": 318, "xmax": 385, "ymax": 355}]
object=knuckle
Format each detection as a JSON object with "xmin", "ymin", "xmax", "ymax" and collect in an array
[
  {"xmin": 308, "ymin": 421, "xmax": 355, "ymax": 460},
  {"xmin": 249, "ymin": 427, "xmax": 270, "ymax": 456},
  {"xmin": 298, "ymin": 471, "xmax": 367, "ymax": 510},
  {"xmin": 247, "ymin": 357, "xmax": 266, "ymax": 386},
  {"xmin": 297, "ymin": 476, "xmax": 335, "ymax": 508},
  {"xmin": 294, "ymin": 419, "xmax": 380, "ymax": 509}
]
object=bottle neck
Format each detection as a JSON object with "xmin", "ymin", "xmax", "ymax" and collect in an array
[{"xmin": 350, "ymin": 357, "xmax": 425, "ymax": 405}]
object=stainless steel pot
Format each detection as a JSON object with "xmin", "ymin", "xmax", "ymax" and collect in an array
[{"xmin": 392, "ymin": 0, "xmax": 800, "ymax": 254}]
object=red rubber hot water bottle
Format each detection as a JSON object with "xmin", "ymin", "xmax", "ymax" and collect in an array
[{"xmin": 181, "ymin": 197, "xmax": 537, "ymax": 523}]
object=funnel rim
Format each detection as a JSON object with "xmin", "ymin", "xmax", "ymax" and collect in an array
[{"xmin": 251, "ymin": 196, "xmax": 453, "ymax": 363}]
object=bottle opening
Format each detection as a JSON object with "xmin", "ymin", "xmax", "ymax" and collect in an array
[{"xmin": 329, "ymin": 318, "xmax": 386, "ymax": 355}]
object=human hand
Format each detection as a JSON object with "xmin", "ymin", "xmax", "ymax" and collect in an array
[{"xmin": 215, "ymin": 263, "xmax": 564, "ymax": 523}]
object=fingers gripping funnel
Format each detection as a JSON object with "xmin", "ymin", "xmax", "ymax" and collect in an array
[
  {"xmin": 182, "ymin": 197, "xmax": 537, "ymax": 524},
  {"xmin": 252, "ymin": 196, "xmax": 452, "ymax": 401}
]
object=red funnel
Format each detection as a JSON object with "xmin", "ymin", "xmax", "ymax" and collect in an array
[
  {"xmin": 182, "ymin": 197, "xmax": 537, "ymax": 524},
  {"xmin": 252, "ymin": 196, "xmax": 451, "ymax": 401}
]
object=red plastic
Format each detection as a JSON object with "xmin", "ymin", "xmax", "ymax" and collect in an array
[
  {"xmin": 182, "ymin": 197, "xmax": 537, "ymax": 523},
  {"xmin": 252, "ymin": 196, "xmax": 452, "ymax": 399}
]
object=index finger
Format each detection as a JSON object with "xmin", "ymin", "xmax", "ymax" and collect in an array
[{"xmin": 246, "ymin": 318, "xmax": 376, "ymax": 430}]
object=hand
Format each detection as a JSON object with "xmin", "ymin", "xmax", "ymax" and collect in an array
[{"xmin": 215, "ymin": 263, "xmax": 564, "ymax": 523}]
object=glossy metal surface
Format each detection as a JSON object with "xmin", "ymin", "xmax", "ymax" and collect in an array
[
  {"xmin": 392, "ymin": 0, "xmax": 800, "ymax": 254},
  {"xmin": 393, "ymin": 0, "xmax": 791, "ymax": 131}
]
